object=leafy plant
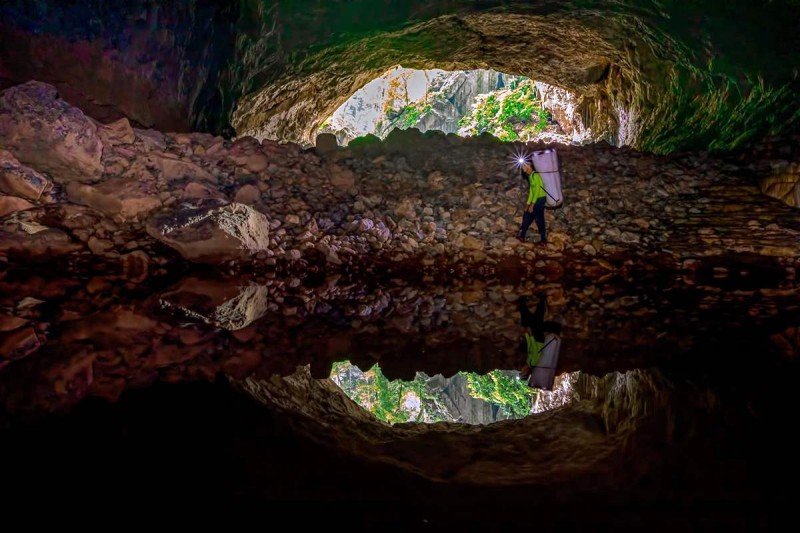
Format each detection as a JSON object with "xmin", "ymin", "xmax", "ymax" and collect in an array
[
  {"xmin": 461, "ymin": 370, "xmax": 536, "ymax": 417},
  {"xmin": 458, "ymin": 79, "xmax": 551, "ymax": 141}
]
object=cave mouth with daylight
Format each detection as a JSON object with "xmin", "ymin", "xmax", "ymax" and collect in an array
[
  {"xmin": 1, "ymin": 0, "xmax": 800, "ymax": 527},
  {"xmin": 317, "ymin": 67, "xmax": 610, "ymax": 148}
]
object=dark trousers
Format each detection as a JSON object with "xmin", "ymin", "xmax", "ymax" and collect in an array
[
  {"xmin": 518, "ymin": 296, "xmax": 563, "ymax": 351},
  {"xmin": 518, "ymin": 197, "xmax": 546, "ymax": 241}
]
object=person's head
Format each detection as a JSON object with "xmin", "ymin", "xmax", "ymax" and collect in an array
[{"xmin": 521, "ymin": 161, "xmax": 533, "ymax": 175}]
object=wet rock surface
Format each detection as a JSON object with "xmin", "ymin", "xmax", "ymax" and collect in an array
[{"xmin": 0, "ymin": 262, "xmax": 798, "ymax": 520}]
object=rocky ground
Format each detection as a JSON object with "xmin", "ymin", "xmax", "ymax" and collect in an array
[{"xmin": 3, "ymin": 81, "xmax": 800, "ymax": 281}]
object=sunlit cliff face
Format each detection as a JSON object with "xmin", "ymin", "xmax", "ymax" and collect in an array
[{"xmin": 2, "ymin": 1, "xmax": 798, "ymax": 154}]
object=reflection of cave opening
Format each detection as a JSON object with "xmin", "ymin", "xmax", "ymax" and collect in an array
[
  {"xmin": 320, "ymin": 66, "xmax": 605, "ymax": 148},
  {"xmin": 330, "ymin": 361, "xmax": 578, "ymax": 425}
]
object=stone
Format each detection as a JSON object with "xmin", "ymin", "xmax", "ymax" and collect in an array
[
  {"xmin": 0, "ymin": 195, "xmax": 34, "ymax": 217},
  {"xmin": 156, "ymin": 155, "xmax": 215, "ymax": 183},
  {"xmin": 183, "ymin": 182, "xmax": 226, "ymax": 201},
  {"xmin": 146, "ymin": 201, "xmax": 270, "ymax": 263},
  {"xmin": 0, "ymin": 150, "xmax": 52, "ymax": 200},
  {"xmin": 462, "ymin": 235, "xmax": 485, "ymax": 251},
  {"xmin": 134, "ymin": 129, "xmax": 167, "ymax": 151},
  {"xmin": 66, "ymin": 182, "xmax": 123, "ymax": 216},
  {"xmin": 98, "ymin": 117, "xmax": 136, "ymax": 146},
  {"xmin": 244, "ymin": 154, "xmax": 269, "ymax": 173},
  {"xmin": 234, "ymin": 184, "xmax": 261, "ymax": 204},
  {"xmin": 316, "ymin": 133, "xmax": 339, "ymax": 156},
  {"xmin": 0, "ymin": 326, "xmax": 41, "ymax": 361},
  {"xmin": 0, "ymin": 224, "xmax": 81, "ymax": 256},
  {"xmin": 121, "ymin": 250, "xmax": 150, "ymax": 281},
  {"xmin": 0, "ymin": 81, "xmax": 104, "ymax": 182},
  {"xmin": 87, "ymin": 236, "xmax": 114, "ymax": 255},
  {"xmin": 329, "ymin": 164, "xmax": 356, "ymax": 189}
]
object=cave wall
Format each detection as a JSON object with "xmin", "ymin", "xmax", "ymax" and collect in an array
[
  {"xmin": 1, "ymin": 0, "xmax": 798, "ymax": 153},
  {"xmin": 0, "ymin": 0, "xmax": 240, "ymax": 133}
]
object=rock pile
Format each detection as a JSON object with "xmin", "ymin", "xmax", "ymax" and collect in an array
[{"xmin": 2, "ymin": 81, "xmax": 800, "ymax": 275}]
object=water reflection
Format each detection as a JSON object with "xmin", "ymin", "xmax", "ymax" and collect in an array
[
  {"xmin": 331, "ymin": 361, "xmax": 543, "ymax": 424},
  {"xmin": 0, "ymin": 255, "xmax": 797, "ymax": 419}
]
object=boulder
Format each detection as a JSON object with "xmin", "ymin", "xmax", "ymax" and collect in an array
[
  {"xmin": 98, "ymin": 118, "xmax": 136, "ymax": 146},
  {"xmin": 0, "ymin": 195, "xmax": 34, "ymax": 217},
  {"xmin": 0, "ymin": 149, "xmax": 52, "ymax": 200},
  {"xmin": 154, "ymin": 154, "xmax": 215, "ymax": 183},
  {"xmin": 234, "ymin": 184, "xmax": 262, "ymax": 204},
  {"xmin": 315, "ymin": 133, "xmax": 339, "ymax": 156},
  {"xmin": 146, "ymin": 201, "xmax": 270, "ymax": 263},
  {"xmin": 0, "ymin": 81, "xmax": 104, "ymax": 182}
]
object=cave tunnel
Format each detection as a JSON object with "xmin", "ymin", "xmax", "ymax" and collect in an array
[{"xmin": 1, "ymin": 0, "xmax": 800, "ymax": 527}]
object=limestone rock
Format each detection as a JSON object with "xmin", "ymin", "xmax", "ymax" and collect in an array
[
  {"xmin": 155, "ymin": 154, "xmax": 215, "ymax": 183},
  {"xmin": 0, "ymin": 149, "xmax": 52, "ymax": 200},
  {"xmin": 234, "ymin": 184, "xmax": 261, "ymax": 204},
  {"xmin": 134, "ymin": 129, "xmax": 167, "ymax": 152},
  {"xmin": 761, "ymin": 164, "xmax": 800, "ymax": 208},
  {"xmin": 0, "ymin": 195, "xmax": 34, "ymax": 217},
  {"xmin": 316, "ymin": 133, "xmax": 338, "ymax": 156},
  {"xmin": 183, "ymin": 182, "xmax": 226, "ymax": 201},
  {"xmin": 146, "ymin": 201, "xmax": 270, "ymax": 263},
  {"xmin": 98, "ymin": 117, "xmax": 136, "ymax": 146},
  {"xmin": 0, "ymin": 81, "xmax": 104, "ymax": 182}
]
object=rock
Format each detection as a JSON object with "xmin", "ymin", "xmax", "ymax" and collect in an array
[
  {"xmin": 66, "ymin": 182, "xmax": 123, "ymax": 216},
  {"xmin": 183, "ymin": 182, "xmax": 226, "ymax": 200},
  {"xmin": 285, "ymin": 214, "xmax": 300, "ymax": 225},
  {"xmin": 462, "ymin": 235, "xmax": 485, "ymax": 251},
  {"xmin": 121, "ymin": 250, "xmax": 150, "ymax": 281},
  {"xmin": 0, "ymin": 327, "xmax": 41, "ymax": 361},
  {"xmin": 0, "ymin": 195, "xmax": 34, "ymax": 217},
  {"xmin": 0, "ymin": 224, "xmax": 81, "ymax": 256},
  {"xmin": 155, "ymin": 154, "xmax": 215, "ymax": 183},
  {"xmin": 244, "ymin": 154, "xmax": 269, "ymax": 173},
  {"xmin": 134, "ymin": 129, "xmax": 167, "ymax": 151},
  {"xmin": 0, "ymin": 81, "xmax": 104, "ymax": 182},
  {"xmin": 234, "ymin": 184, "xmax": 261, "ymax": 204},
  {"xmin": 761, "ymin": 163, "xmax": 800, "ymax": 207},
  {"xmin": 0, "ymin": 149, "xmax": 52, "ymax": 200},
  {"xmin": 329, "ymin": 164, "xmax": 356, "ymax": 189},
  {"xmin": 316, "ymin": 133, "xmax": 339, "ymax": 156},
  {"xmin": 0, "ymin": 314, "xmax": 28, "ymax": 332},
  {"xmin": 146, "ymin": 201, "xmax": 270, "ymax": 263},
  {"xmin": 87, "ymin": 236, "xmax": 114, "ymax": 255},
  {"xmin": 98, "ymin": 118, "xmax": 136, "ymax": 146}
]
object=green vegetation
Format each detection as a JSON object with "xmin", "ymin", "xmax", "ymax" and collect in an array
[
  {"xmin": 331, "ymin": 361, "xmax": 535, "ymax": 424},
  {"xmin": 458, "ymin": 79, "xmax": 551, "ymax": 141},
  {"xmin": 462, "ymin": 370, "xmax": 536, "ymax": 417},
  {"xmin": 331, "ymin": 361, "xmax": 446, "ymax": 424},
  {"xmin": 388, "ymin": 101, "xmax": 432, "ymax": 129}
]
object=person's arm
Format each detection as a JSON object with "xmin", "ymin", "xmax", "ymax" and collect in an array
[{"xmin": 526, "ymin": 174, "xmax": 535, "ymax": 208}]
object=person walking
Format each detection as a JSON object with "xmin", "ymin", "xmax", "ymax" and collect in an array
[
  {"xmin": 518, "ymin": 294, "xmax": 562, "ymax": 390},
  {"xmin": 518, "ymin": 160, "xmax": 547, "ymax": 245}
]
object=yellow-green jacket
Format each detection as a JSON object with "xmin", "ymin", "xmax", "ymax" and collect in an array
[
  {"xmin": 527, "ymin": 172, "xmax": 546, "ymax": 204},
  {"xmin": 525, "ymin": 333, "xmax": 544, "ymax": 367}
]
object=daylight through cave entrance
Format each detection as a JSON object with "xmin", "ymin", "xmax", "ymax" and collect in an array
[
  {"xmin": 329, "ymin": 361, "xmax": 577, "ymax": 425},
  {"xmin": 318, "ymin": 66, "xmax": 611, "ymax": 148}
]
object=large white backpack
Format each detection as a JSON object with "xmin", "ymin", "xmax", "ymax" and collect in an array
[{"xmin": 532, "ymin": 149, "xmax": 563, "ymax": 208}]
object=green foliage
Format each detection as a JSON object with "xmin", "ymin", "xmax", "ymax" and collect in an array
[
  {"xmin": 331, "ymin": 362, "xmax": 534, "ymax": 423},
  {"xmin": 461, "ymin": 370, "xmax": 536, "ymax": 417},
  {"xmin": 458, "ymin": 79, "xmax": 551, "ymax": 141},
  {"xmin": 389, "ymin": 101, "xmax": 431, "ymax": 129},
  {"xmin": 332, "ymin": 361, "xmax": 446, "ymax": 424}
]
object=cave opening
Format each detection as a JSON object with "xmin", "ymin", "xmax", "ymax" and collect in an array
[{"xmin": 317, "ymin": 66, "xmax": 604, "ymax": 149}]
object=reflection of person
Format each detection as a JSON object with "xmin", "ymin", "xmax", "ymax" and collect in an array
[
  {"xmin": 518, "ymin": 161, "xmax": 547, "ymax": 245},
  {"xmin": 518, "ymin": 294, "xmax": 562, "ymax": 390}
]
